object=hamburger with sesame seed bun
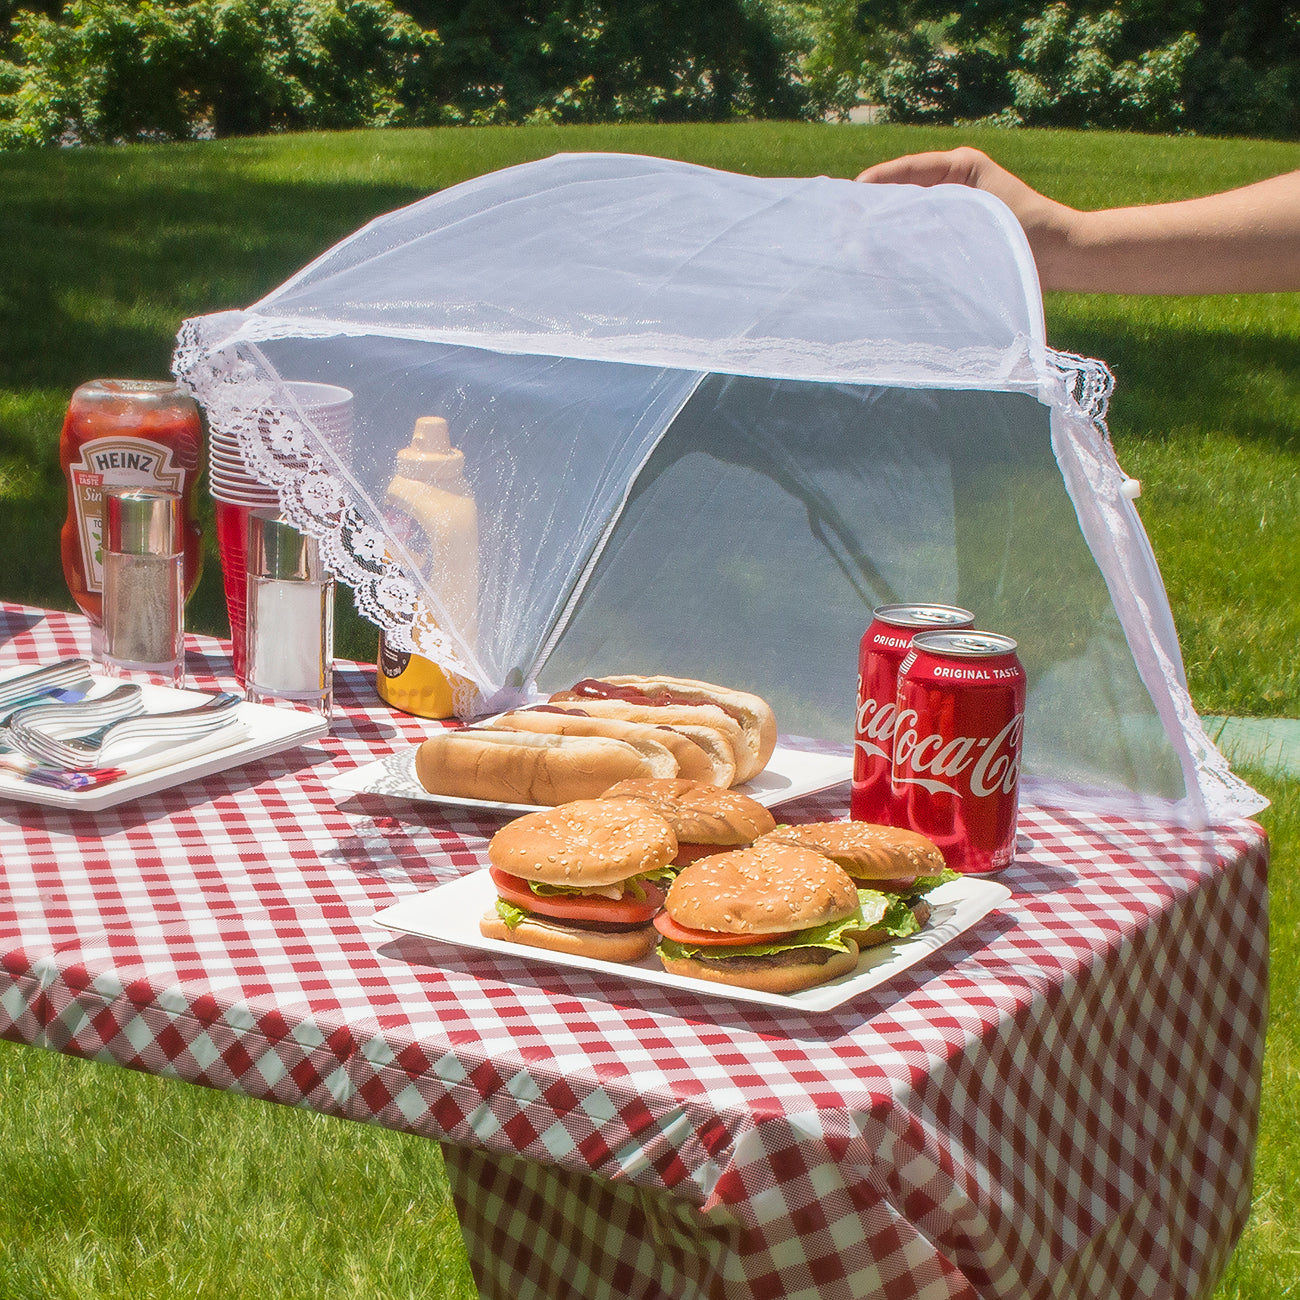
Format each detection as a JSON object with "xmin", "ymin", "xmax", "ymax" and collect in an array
[
  {"xmin": 653, "ymin": 840, "xmax": 863, "ymax": 993},
  {"xmin": 757, "ymin": 821, "xmax": 956, "ymax": 948},
  {"xmin": 481, "ymin": 798, "xmax": 678, "ymax": 961},
  {"xmin": 599, "ymin": 777, "xmax": 777, "ymax": 865}
]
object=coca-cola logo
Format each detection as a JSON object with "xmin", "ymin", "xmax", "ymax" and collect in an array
[
  {"xmin": 854, "ymin": 692, "xmax": 897, "ymax": 763},
  {"xmin": 891, "ymin": 711, "xmax": 1024, "ymax": 798}
]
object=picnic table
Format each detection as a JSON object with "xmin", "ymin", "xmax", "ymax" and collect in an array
[{"xmin": 0, "ymin": 601, "xmax": 1268, "ymax": 1300}]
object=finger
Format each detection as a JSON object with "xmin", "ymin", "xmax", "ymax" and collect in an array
[{"xmin": 854, "ymin": 150, "xmax": 969, "ymax": 187}]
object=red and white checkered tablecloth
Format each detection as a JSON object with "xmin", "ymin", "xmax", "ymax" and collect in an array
[{"xmin": 0, "ymin": 603, "xmax": 1267, "ymax": 1300}]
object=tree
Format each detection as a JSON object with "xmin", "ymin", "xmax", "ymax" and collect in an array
[
  {"xmin": 773, "ymin": 0, "xmax": 1300, "ymax": 137},
  {"xmin": 393, "ymin": 0, "xmax": 805, "ymax": 124},
  {"xmin": 1009, "ymin": 3, "xmax": 1198, "ymax": 129},
  {"xmin": 0, "ymin": 0, "xmax": 449, "ymax": 147}
]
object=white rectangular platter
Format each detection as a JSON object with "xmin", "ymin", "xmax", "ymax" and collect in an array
[
  {"xmin": 332, "ymin": 741, "xmax": 852, "ymax": 814},
  {"xmin": 373, "ymin": 869, "xmax": 1011, "ymax": 1013},
  {"xmin": 0, "ymin": 672, "xmax": 328, "ymax": 811}
]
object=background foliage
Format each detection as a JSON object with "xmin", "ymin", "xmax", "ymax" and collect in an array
[
  {"xmin": 4, "ymin": 0, "xmax": 1300, "ymax": 145},
  {"xmin": 0, "ymin": 0, "xmax": 803, "ymax": 147},
  {"xmin": 785, "ymin": 0, "xmax": 1300, "ymax": 135}
]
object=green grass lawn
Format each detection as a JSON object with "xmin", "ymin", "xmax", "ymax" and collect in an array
[{"xmin": 2, "ymin": 121, "xmax": 1298, "ymax": 1298}]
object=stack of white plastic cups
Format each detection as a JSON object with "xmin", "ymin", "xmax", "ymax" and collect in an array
[{"xmin": 209, "ymin": 381, "xmax": 352, "ymax": 681}]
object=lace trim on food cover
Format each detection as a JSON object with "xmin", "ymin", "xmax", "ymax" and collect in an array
[
  {"xmin": 173, "ymin": 319, "xmax": 490, "ymax": 717},
  {"xmin": 1042, "ymin": 350, "xmax": 1266, "ymax": 824},
  {"xmin": 1048, "ymin": 348, "xmax": 1116, "ymax": 431}
]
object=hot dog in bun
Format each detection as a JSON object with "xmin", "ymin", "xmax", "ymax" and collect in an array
[
  {"xmin": 600, "ymin": 777, "xmax": 776, "ymax": 865},
  {"xmin": 758, "ymin": 821, "xmax": 956, "ymax": 947},
  {"xmin": 484, "ymin": 707, "xmax": 721, "ymax": 786},
  {"xmin": 414, "ymin": 727, "xmax": 670, "ymax": 806},
  {"xmin": 653, "ymin": 840, "xmax": 862, "ymax": 993},
  {"xmin": 549, "ymin": 675, "xmax": 776, "ymax": 784},
  {"xmin": 482, "ymin": 798, "xmax": 678, "ymax": 960}
]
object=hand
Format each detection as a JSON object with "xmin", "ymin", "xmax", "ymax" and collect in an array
[
  {"xmin": 856, "ymin": 146, "xmax": 1300, "ymax": 294},
  {"xmin": 856, "ymin": 147, "xmax": 1077, "ymax": 289}
]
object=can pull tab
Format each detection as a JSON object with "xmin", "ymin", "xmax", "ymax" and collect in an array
[{"xmin": 1120, "ymin": 477, "xmax": 1142, "ymax": 500}]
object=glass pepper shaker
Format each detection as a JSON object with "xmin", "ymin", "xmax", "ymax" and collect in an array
[
  {"xmin": 101, "ymin": 487, "xmax": 185, "ymax": 687},
  {"xmin": 245, "ymin": 509, "xmax": 334, "ymax": 720}
]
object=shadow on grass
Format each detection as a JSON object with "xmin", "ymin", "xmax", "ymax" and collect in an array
[
  {"xmin": 0, "ymin": 147, "xmax": 429, "ymax": 391},
  {"xmin": 1045, "ymin": 304, "xmax": 1300, "ymax": 456}
]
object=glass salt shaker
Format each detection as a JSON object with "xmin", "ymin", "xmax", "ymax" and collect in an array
[
  {"xmin": 102, "ymin": 487, "xmax": 185, "ymax": 687},
  {"xmin": 245, "ymin": 509, "xmax": 334, "ymax": 720}
]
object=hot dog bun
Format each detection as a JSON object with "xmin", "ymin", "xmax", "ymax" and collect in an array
[
  {"xmin": 483, "ymin": 708, "xmax": 720, "ymax": 785},
  {"xmin": 549, "ymin": 676, "xmax": 775, "ymax": 784},
  {"xmin": 600, "ymin": 675, "xmax": 778, "ymax": 780},
  {"xmin": 414, "ymin": 729, "xmax": 666, "ymax": 806},
  {"xmin": 545, "ymin": 695, "xmax": 748, "ymax": 784}
]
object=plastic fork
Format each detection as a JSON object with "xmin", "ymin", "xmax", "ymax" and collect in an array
[{"xmin": 8, "ymin": 691, "xmax": 242, "ymax": 770}]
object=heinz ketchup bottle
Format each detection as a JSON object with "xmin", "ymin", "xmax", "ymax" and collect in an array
[{"xmin": 60, "ymin": 379, "xmax": 204, "ymax": 626}]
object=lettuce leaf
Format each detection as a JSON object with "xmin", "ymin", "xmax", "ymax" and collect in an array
[
  {"xmin": 855, "ymin": 888, "xmax": 922, "ymax": 939},
  {"xmin": 908, "ymin": 867, "xmax": 959, "ymax": 895},
  {"xmin": 495, "ymin": 899, "xmax": 530, "ymax": 930},
  {"xmin": 528, "ymin": 864, "xmax": 677, "ymax": 900}
]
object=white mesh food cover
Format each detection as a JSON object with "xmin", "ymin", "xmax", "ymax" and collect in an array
[{"xmin": 172, "ymin": 151, "xmax": 1263, "ymax": 825}]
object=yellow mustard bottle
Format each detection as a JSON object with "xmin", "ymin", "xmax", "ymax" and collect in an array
[{"xmin": 376, "ymin": 416, "xmax": 479, "ymax": 718}]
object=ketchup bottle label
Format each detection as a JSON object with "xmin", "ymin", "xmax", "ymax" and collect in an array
[{"xmin": 68, "ymin": 436, "xmax": 186, "ymax": 593}]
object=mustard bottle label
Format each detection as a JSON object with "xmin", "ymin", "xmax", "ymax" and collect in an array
[{"xmin": 376, "ymin": 631, "xmax": 456, "ymax": 718}]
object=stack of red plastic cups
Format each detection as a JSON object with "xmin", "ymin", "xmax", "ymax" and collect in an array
[{"xmin": 207, "ymin": 382, "xmax": 351, "ymax": 681}]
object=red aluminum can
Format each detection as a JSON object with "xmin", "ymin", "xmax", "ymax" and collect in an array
[
  {"xmin": 891, "ymin": 630, "xmax": 1026, "ymax": 875},
  {"xmin": 851, "ymin": 603, "xmax": 974, "ymax": 824}
]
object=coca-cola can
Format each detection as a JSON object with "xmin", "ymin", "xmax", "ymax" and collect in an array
[
  {"xmin": 891, "ymin": 630, "xmax": 1026, "ymax": 875},
  {"xmin": 851, "ymin": 603, "xmax": 974, "ymax": 824}
]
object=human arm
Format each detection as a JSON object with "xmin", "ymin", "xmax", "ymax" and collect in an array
[{"xmin": 855, "ymin": 147, "xmax": 1300, "ymax": 294}]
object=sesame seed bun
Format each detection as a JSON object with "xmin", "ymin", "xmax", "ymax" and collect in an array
[
  {"xmin": 664, "ymin": 841, "xmax": 858, "ymax": 936},
  {"xmin": 658, "ymin": 942, "xmax": 860, "ymax": 995},
  {"xmin": 599, "ymin": 778, "xmax": 776, "ymax": 847},
  {"xmin": 758, "ymin": 821, "xmax": 946, "ymax": 885},
  {"xmin": 479, "ymin": 910, "xmax": 659, "ymax": 962},
  {"xmin": 487, "ymin": 798, "xmax": 678, "ymax": 889}
]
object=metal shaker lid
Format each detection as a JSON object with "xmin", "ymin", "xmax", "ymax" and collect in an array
[
  {"xmin": 104, "ymin": 488, "xmax": 182, "ymax": 556},
  {"xmin": 248, "ymin": 509, "xmax": 323, "ymax": 581}
]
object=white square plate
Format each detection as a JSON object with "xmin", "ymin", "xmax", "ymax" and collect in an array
[
  {"xmin": 0, "ymin": 670, "xmax": 328, "ymax": 811},
  {"xmin": 373, "ymin": 869, "xmax": 1011, "ymax": 1013},
  {"xmin": 331, "ymin": 741, "xmax": 852, "ymax": 814}
]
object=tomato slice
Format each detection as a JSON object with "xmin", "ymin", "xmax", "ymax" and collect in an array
[
  {"xmin": 489, "ymin": 866, "xmax": 665, "ymax": 925},
  {"xmin": 653, "ymin": 911, "xmax": 797, "ymax": 948}
]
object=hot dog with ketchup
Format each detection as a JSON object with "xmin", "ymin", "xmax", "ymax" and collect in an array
[{"xmin": 549, "ymin": 675, "xmax": 777, "ymax": 785}]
